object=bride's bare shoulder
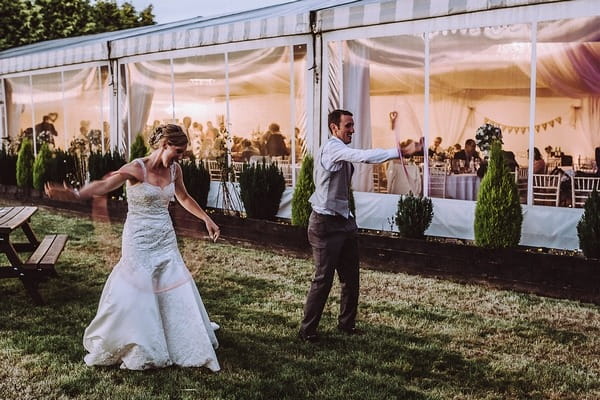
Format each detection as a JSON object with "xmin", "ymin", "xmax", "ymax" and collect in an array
[{"xmin": 111, "ymin": 160, "xmax": 144, "ymax": 182}]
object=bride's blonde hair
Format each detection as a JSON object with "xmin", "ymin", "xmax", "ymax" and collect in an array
[{"xmin": 148, "ymin": 124, "xmax": 188, "ymax": 149}]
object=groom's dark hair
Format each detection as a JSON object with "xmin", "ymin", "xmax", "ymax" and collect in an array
[{"xmin": 328, "ymin": 109, "xmax": 353, "ymax": 133}]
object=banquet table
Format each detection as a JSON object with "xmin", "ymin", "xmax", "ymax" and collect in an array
[
  {"xmin": 386, "ymin": 162, "xmax": 422, "ymax": 195},
  {"xmin": 445, "ymin": 173, "xmax": 480, "ymax": 200}
]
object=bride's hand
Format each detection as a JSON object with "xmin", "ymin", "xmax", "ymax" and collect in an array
[
  {"xmin": 45, "ymin": 182, "xmax": 80, "ymax": 201},
  {"xmin": 205, "ymin": 219, "xmax": 220, "ymax": 242}
]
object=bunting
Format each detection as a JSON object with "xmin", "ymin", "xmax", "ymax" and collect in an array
[{"xmin": 483, "ymin": 116, "xmax": 562, "ymax": 134}]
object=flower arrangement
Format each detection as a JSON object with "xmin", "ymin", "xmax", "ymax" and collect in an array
[
  {"xmin": 475, "ymin": 123, "xmax": 503, "ymax": 153},
  {"xmin": 37, "ymin": 130, "xmax": 54, "ymax": 145},
  {"xmin": 87, "ymin": 129, "xmax": 102, "ymax": 147},
  {"xmin": 69, "ymin": 137, "xmax": 88, "ymax": 154}
]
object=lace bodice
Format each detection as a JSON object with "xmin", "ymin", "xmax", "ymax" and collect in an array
[{"xmin": 126, "ymin": 159, "xmax": 175, "ymax": 218}]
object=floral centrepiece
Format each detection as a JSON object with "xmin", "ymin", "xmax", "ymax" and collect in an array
[{"xmin": 475, "ymin": 123, "xmax": 503, "ymax": 153}]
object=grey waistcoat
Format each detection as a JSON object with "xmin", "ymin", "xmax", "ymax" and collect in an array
[{"xmin": 309, "ymin": 145, "xmax": 354, "ymax": 218}]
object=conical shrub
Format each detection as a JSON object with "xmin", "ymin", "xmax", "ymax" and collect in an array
[
  {"xmin": 129, "ymin": 134, "xmax": 148, "ymax": 161},
  {"xmin": 16, "ymin": 138, "xmax": 34, "ymax": 188},
  {"xmin": 577, "ymin": 189, "xmax": 600, "ymax": 259},
  {"xmin": 474, "ymin": 140, "xmax": 522, "ymax": 248},
  {"xmin": 32, "ymin": 143, "xmax": 52, "ymax": 190},
  {"xmin": 291, "ymin": 154, "xmax": 315, "ymax": 227}
]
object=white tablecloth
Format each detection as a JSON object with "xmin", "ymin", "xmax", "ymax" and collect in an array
[
  {"xmin": 386, "ymin": 162, "xmax": 422, "ymax": 195},
  {"xmin": 445, "ymin": 174, "xmax": 480, "ymax": 200}
]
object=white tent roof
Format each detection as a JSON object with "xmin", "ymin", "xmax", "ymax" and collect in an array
[
  {"xmin": 318, "ymin": 0, "xmax": 580, "ymax": 32},
  {"xmin": 0, "ymin": 0, "xmax": 351, "ymax": 74},
  {"xmin": 1, "ymin": 0, "xmax": 584, "ymax": 75}
]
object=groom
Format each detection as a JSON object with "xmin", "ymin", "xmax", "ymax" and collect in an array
[{"xmin": 298, "ymin": 109, "xmax": 404, "ymax": 342}]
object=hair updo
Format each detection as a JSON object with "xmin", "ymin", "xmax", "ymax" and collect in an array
[{"xmin": 148, "ymin": 124, "xmax": 188, "ymax": 149}]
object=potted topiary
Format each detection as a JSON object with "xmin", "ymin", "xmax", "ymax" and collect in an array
[
  {"xmin": 16, "ymin": 138, "xmax": 34, "ymax": 191},
  {"xmin": 394, "ymin": 192, "xmax": 433, "ymax": 239},
  {"xmin": 238, "ymin": 160, "xmax": 285, "ymax": 220},
  {"xmin": 32, "ymin": 142, "xmax": 52, "ymax": 193},
  {"xmin": 180, "ymin": 155, "xmax": 211, "ymax": 208},
  {"xmin": 291, "ymin": 154, "xmax": 314, "ymax": 227},
  {"xmin": 577, "ymin": 189, "xmax": 600, "ymax": 259},
  {"xmin": 474, "ymin": 139, "xmax": 522, "ymax": 248}
]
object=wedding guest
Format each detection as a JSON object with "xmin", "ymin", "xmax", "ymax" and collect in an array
[
  {"xmin": 428, "ymin": 136, "xmax": 443, "ymax": 158},
  {"xmin": 34, "ymin": 114, "xmax": 58, "ymax": 147},
  {"xmin": 298, "ymin": 109, "xmax": 403, "ymax": 343},
  {"xmin": 45, "ymin": 124, "xmax": 221, "ymax": 371},
  {"xmin": 265, "ymin": 122, "xmax": 290, "ymax": 158},
  {"xmin": 533, "ymin": 147, "xmax": 546, "ymax": 174},
  {"xmin": 400, "ymin": 137, "xmax": 424, "ymax": 158},
  {"xmin": 239, "ymin": 139, "xmax": 260, "ymax": 162},
  {"xmin": 453, "ymin": 139, "xmax": 480, "ymax": 166},
  {"xmin": 477, "ymin": 149, "xmax": 519, "ymax": 178}
]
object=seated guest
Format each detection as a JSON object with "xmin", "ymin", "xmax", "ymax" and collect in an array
[
  {"xmin": 428, "ymin": 136, "xmax": 443, "ymax": 158},
  {"xmin": 532, "ymin": 147, "xmax": 546, "ymax": 174},
  {"xmin": 265, "ymin": 123, "xmax": 290, "ymax": 158},
  {"xmin": 503, "ymin": 150, "xmax": 519, "ymax": 172},
  {"xmin": 399, "ymin": 137, "xmax": 424, "ymax": 158},
  {"xmin": 239, "ymin": 139, "xmax": 261, "ymax": 162},
  {"xmin": 453, "ymin": 139, "xmax": 480, "ymax": 166},
  {"xmin": 477, "ymin": 150, "xmax": 520, "ymax": 178}
]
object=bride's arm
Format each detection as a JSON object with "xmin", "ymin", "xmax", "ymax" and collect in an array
[
  {"xmin": 45, "ymin": 162, "xmax": 140, "ymax": 201},
  {"xmin": 173, "ymin": 163, "xmax": 220, "ymax": 242}
]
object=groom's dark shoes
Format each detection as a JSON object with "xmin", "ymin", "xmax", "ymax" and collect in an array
[
  {"xmin": 337, "ymin": 325, "xmax": 363, "ymax": 336},
  {"xmin": 298, "ymin": 330, "xmax": 319, "ymax": 343}
]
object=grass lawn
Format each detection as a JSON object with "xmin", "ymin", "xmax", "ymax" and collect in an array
[{"xmin": 0, "ymin": 201, "xmax": 599, "ymax": 400}]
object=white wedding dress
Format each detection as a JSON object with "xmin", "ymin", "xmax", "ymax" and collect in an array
[{"xmin": 83, "ymin": 159, "xmax": 220, "ymax": 371}]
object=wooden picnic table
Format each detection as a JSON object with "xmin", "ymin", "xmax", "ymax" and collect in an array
[{"xmin": 0, "ymin": 206, "xmax": 67, "ymax": 304}]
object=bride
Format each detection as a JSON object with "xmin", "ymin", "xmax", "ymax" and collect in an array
[{"xmin": 45, "ymin": 124, "xmax": 221, "ymax": 371}]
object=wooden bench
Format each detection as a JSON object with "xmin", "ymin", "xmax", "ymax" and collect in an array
[
  {"xmin": 18, "ymin": 234, "xmax": 68, "ymax": 304},
  {"xmin": 23, "ymin": 234, "xmax": 68, "ymax": 274},
  {"xmin": 1, "ymin": 206, "xmax": 68, "ymax": 304}
]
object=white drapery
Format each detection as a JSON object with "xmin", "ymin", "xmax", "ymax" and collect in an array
[
  {"xmin": 430, "ymin": 92, "xmax": 472, "ymax": 150},
  {"xmin": 343, "ymin": 41, "xmax": 373, "ymax": 192}
]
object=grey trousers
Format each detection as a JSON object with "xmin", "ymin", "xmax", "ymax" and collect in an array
[{"xmin": 300, "ymin": 211, "xmax": 359, "ymax": 335}]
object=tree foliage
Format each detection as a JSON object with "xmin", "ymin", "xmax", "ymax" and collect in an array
[
  {"xmin": 474, "ymin": 140, "xmax": 523, "ymax": 248},
  {"xmin": 16, "ymin": 138, "xmax": 34, "ymax": 188},
  {"xmin": 238, "ymin": 161, "xmax": 285, "ymax": 220},
  {"xmin": 0, "ymin": 0, "xmax": 155, "ymax": 52},
  {"xmin": 395, "ymin": 192, "xmax": 433, "ymax": 239},
  {"xmin": 0, "ymin": 144, "xmax": 18, "ymax": 185},
  {"xmin": 291, "ymin": 154, "xmax": 315, "ymax": 227},
  {"xmin": 129, "ymin": 134, "xmax": 148, "ymax": 161},
  {"xmin": 577, "ymin": 189, "xmax": 600, "ymax": 259},
  {"xmin": 32, "ymin": 142, "xmax": 52, "ymax": 190},
  {"xmin": 180, "ymin": 156, "xmax": 211, "ymax": 209}
]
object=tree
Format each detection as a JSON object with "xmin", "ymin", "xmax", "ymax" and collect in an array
[
  {"xmin": 16, "ymin": 138, "xmax": 34, "ymax": 188},
  {"xmin": 291, "ymin": 154, "xmax": 314, "ymax": 227},
  {"xmin": 474, "ymin": 140, "xmax": 523, "ymax": 248},
  {"xmin": 577, "ymin": 189, "xmax": 600, "ymax": 259},
  {"xmin": 129, "ymin": 134, "xmax": 148, "ymax": 161},
  {"xmin": 90, "ymin": 0, "xmax": 154, "ymax": 34},
  {"xmin": 0, "ymin": 0, "xmax": 155, "ymax": 52},
  {"xmin": 32, "ymin": 142, "xmax": 52, "ymax": 190},
  {"xmin": 0, "ymin": 1, "xmax": 34, "ymax": 50}
]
